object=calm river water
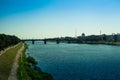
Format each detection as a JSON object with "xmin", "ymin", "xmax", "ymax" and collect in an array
[{"xmin": 25, "ymin": 41, "xmax": 120, "ymax": 80}]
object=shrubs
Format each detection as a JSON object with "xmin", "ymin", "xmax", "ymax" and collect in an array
[
  {"xmin": 26, "ymin": 56, "xmax": 37, "ymax": 66},
  {"xmin": 17, "ymin": 45, "xmax": 54, "ymax": 80},
  {"xmin": 25, "ymin": 56, "xmax": 54, "ymax": 80},
  {"xmin": 0, "ymin": 34, "xmax": 21, "ymax": 51}
]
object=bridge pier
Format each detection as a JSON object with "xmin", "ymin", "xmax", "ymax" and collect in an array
[
  {"xmin": 44, "ymin": 39, "xmax": 47, "ymax": 44},
  {"xmin": 56, "ymin": 40, "xmax": 60, "ymax": 44},
  {"xmin": 32, "ymin": 40, "xmax": 35, "ymax": 44}
]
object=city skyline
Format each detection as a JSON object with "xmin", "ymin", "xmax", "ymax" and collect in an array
[{"xmin": 0, "ymin": 0, "xmax": 120, "ymax": 39}]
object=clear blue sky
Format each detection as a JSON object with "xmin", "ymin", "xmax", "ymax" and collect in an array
[{"xmin": 0, "ymin": 0, "xmax": 120, "ymax": 39}]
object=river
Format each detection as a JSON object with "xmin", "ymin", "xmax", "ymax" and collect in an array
[{"xmin": 25, "ymin": 41, "xmax": 120, "ymax": 80}]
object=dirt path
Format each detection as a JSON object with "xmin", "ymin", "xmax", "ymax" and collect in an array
[
  {"xmin": 8, "ymin": 43, "xmax": 24, "ymax": 80},
  {"xmin": 0, "ymin": 43, "xmax": 19, "ymax": 56}
]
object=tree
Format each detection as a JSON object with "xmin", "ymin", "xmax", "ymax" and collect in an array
[{"xmin": 0, "ymin": 34, "xmax": 21, "ymax": 51}]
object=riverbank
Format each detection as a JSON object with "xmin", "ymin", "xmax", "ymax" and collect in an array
[
  {"xmin": 17, "ymin": 43, "xmax": 54, "ymax": 80},
  {"xmin": 47, "ymin": 40, "xmax": 120, "ymax": 46},
  {"xmin": 0, "ymin": 42, "xmax": 22, "ymax": 80},
  {"xmin": 25, "ymin": 41, "xmax": 120, "ymax": 80},
  {"xmin": 0, "ymin": 43, "xmax": 19, "ymax": 56},
  {"xmin": 84, "ymin": 41, "xmax": 120, "ymax": 46}
]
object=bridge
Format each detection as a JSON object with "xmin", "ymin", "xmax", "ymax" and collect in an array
[
  {"xmin": 22, "ymin": 39, "xmax": 62, "ymax": 44},
  {"xmin": 22, "ymin": 39, "xmax": 71, "ymax": 44}
]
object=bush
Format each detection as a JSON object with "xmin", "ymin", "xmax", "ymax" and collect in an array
[
  {"xmin": 0, "ymin": 34, "xmax": 21, "ymax": 51},
  {"xmin": 17, "ymin": 45, "xmax": 54, "ymax": 80}
]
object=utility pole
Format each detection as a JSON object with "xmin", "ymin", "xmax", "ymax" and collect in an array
[
  {"xmin": 100, "ymin": 30, "xmax": 101, "ymax": 36},
  {"xmin": 100, "ymin": 30, "xmax": 103, "ymax": 41},
  {"xmin": 75, "ymin": 28, "xmax": 77, "ymax": 38}
]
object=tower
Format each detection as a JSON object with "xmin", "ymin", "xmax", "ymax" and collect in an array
[
  {"xmin": 75, "ymin": 29, "xmax": 77, "ymax": 38},
  {"xmin": 100, "ymin": 30, "xmax": 101, "ymax": 35}
]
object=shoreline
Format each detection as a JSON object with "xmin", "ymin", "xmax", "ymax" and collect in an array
[
  {"xmin": 81, "ymin": 42, "xmax": 120, "ymax": 46},
  {"xmin": 17, "ymin": 43, "xmax": 54, "ymax": 80},
  {"xmin": 46, "ymin": 40, "xmax": 120, "ymax": 46}
]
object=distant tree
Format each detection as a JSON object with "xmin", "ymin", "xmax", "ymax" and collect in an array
[
  {"xmin": 113, "ymin": 35, "xmax": 118, "ymax": 42},
  {"xmin": 0, "ymin": 34, "xmax": 21, "ymax": 51},
  {"xmin": 85, "ymin": 35, "xmax": 99, "ymax": 41},
  {"xmin": 102, "ymin": 34, "xmax": 107, "ymax": 41}
]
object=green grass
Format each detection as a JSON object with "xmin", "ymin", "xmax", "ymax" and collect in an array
[
  {"xmin": 17, "ymin": 44, "xmax": 54, "ymax": 80},
  {"xmin": 0, "ymin": 43, "xmax": 23, "ymax": 80},
  {"xmin": 17, "ymin": 44, "xmax": 31, "ymax": 80},
  {"xmin": 113, "ymin": 42, "xmax": 120, "ymax": 45},
  {"xmin": 85, "ymin": 41, "xmax": 120, "ymax": 46}
]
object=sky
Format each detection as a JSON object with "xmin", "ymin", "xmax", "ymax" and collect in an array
[{"xmin": 0, "ymin": 0, "xmax": 120, "ymax": 39}]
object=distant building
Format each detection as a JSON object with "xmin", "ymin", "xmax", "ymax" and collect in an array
[
  {"xmin": 81, "ymin": 33, "xmax": 85, "ymax": 41},
  {"xmin": 82, "ymin": 33, "xmax": 85, "ymax": 37},
  {"xmin": 78, "ymin": 33, "xmax": 120, "ymax": 42}
]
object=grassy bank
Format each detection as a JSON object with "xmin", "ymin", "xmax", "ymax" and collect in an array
[
  {"xmin": 0, "ymin": 42, "xmax": 22, "ymax": 80},
  {"xmin": 17, "ymin": 44, "xmax": 31, "ymax": 80},
  {"xmin": 17, "ymin": 44, "xmax": 54, "ymax": 80},
  {"xmin": 85, "ymin": 41, "xmax": 120, "ymax": 46},
  {"xmin": 113, "ymin": 42, "xmax": 120, "ymax": 46}
]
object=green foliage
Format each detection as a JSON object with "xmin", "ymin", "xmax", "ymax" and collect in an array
[
  {"xmin": 17, "ymin": 44, "xmax": 31, "ymax": 80},
  {"xmin": 26, "ymin": 56, "xmax": 37, "ymax": 66},
  {"xmin": 0, "ymin": 34, "xmax": 21, "ymax": 51},
  {"xmin": 17, "ymin": 44, "xmax": 54, "ymax": 80},
  {"xmin": 0, "ymin": 43, "xmax": 22, "ymax": 80},
  {"xmin": 113, "ymin": 42, "xmax": 120, "ymax": 46}
]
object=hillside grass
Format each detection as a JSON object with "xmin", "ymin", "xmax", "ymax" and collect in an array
[
  {"xmin": 17, "ymin": 44, "xmax": 54, "ymax": 80},
  {"xmin": 17, "ymin": 44, "xmax": 31, "ymax": 80},
  {"xmin": 85, "ymin": 41, "xmax": 120, "ymax": 46},
  {"xmin": 113, "ymin": 42, "xmax": 120, "ymax": 46},
  {"xmin": 0, "ymin": 42, "xmax": 22, "ymax": 80}
]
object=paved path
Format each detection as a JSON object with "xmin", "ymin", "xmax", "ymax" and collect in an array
[{"xmin": 8, "ymin": 43, "xmax": 24, "ymax": 80}]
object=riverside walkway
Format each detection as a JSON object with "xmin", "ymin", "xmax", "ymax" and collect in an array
[{"xmin": 8, "ymin": 43, "xmax": 24, "ymax": 80}]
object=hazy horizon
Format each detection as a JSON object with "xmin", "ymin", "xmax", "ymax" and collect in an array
[{"xmin": 0, "ymin": 0, "xmax": 120, "ymax": 39}]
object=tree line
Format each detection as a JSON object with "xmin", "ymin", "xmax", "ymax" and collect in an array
[
  {"xmin": 44, "ymin": 34, "xmax": 120, "ymax": 44},
  {"xmin": 0, "ymin": 34, "xmax": 21, "ymax": 51}
]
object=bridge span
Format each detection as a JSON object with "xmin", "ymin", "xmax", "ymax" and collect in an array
[{"xmin": 22, "ymin": 39, "xmax": 61, "ymax": 44}]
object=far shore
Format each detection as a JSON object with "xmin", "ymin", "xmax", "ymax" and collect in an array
[
  {"xmin": 83, "ymin": 41, "xmax": 120, "ymax": 46},
  {"xmin": 45, "ymin": 40, "xmax": 120, "ymax": 46}
]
